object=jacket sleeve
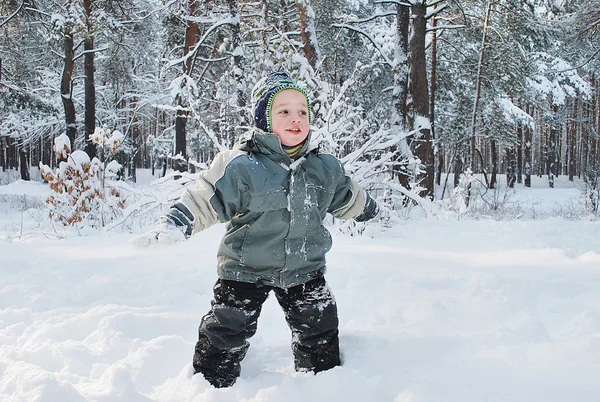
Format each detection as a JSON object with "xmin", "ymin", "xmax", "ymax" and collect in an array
[
  {"xmin": 165, "ymin": 150, "xmax": 248, "ymax": 235},
  {"xmin": 327, "ymin": 159, "xmax": 379, "ymax": 222}
]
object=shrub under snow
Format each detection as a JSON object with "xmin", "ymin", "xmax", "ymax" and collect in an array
[{"xmin": 40, "ymin": 128, "xmax": 126, "ymax": 227}]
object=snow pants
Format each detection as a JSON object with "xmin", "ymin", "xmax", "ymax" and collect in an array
[{"xmin": 192, "ymin": 276, "xmax": 340, "ymax": 388}]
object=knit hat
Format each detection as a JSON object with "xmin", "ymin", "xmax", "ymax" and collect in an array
[{"xmin": 251, "ymin": 72, "xmax": 310, "ymax": 133}]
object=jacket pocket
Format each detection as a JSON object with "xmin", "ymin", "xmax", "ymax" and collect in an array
[
  {"xmin": 221, "ymin": 223, "xmax": 250, "ymax": 264},
  {"xmin": 246, "ymin": 188, "xmax": 288, "ymax": 213}
]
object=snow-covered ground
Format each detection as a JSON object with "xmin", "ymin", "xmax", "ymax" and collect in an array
[{"xmin": 1, "ymin": 172, "xmax": 599, "ymax": 402}]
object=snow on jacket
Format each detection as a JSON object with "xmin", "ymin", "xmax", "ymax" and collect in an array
[{"xmin": 167, "ymin": 128, "xmax": 379, "ymax": 288}]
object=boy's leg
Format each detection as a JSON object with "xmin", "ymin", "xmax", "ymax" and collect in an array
[
  {"xmin": 274, "ymin": 276, "xmax": 341, "ymax": 373},
  {"xmin": 193, "ymin": 279, "xmax": 271, "ymax": 388}
]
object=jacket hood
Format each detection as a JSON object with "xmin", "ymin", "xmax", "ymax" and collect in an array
[{"xmin": 235, "ymin": 128, "xmax": 315, "ymax": 159}]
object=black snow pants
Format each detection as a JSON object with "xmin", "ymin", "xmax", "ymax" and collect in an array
[{"xmin": 192, "ymin": 276, "xmax": 340, "ymax": 388}]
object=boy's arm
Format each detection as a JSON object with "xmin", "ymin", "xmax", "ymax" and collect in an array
[
  {"xmin": 328, "ymin": 161, "xmax": 379, "ymax": 222},
  {"xmin": 131, "ymin": 151, "xmax": 246, "ymax": 248},
  {"xmin": 164, "ymin": 150, "xmax": 247, "ymax": 235}
]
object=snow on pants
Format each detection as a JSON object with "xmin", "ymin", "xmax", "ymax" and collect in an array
[{"xmin": 192, "ymin": 276, "xmax": 340, "ymax": 387}]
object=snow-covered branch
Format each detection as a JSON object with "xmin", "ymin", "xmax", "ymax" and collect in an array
[
  {"xmin": 425, "ymin": 4, "xmax": 447, "ymax": 19},
  {"xmin": 332, "ymin": 24, "xmax": 394, "ymax": 67},
  {"xmin": 167, "ymin": 16, "xmax": 239, "ymax": 70},
  {"xmin": 73, "ymin": 46, "xmax": 109, "ymax": 62},
  {"xmin": 374, "ymin": 0, "xmax": 411, "ymax": 7},
  {"xmin": 343, "ymin": 12, "xmax": 396, "ymax": 25}
]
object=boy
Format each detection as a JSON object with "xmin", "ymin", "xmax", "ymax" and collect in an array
[{"xmin": 135, "ymin": 72, "xmax": 379, "ymax": 387}]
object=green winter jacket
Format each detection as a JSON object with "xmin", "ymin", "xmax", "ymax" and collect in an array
[{"xmin": 173, "ymin": 128, "xmax": 378, "ymax": 288}]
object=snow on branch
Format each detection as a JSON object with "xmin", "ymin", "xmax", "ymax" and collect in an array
[
  {"xmin": 528, "ymin": 52, "xmax": 592, "ymax": 105},
  {"xmin": 496, "ymin": 96, "xmax": 534, "ymax": 130},
  {"xmin": 426, "ymin": 24, "xmax": 464, "ymax": 32},
  {"xmin": 342, "ymin": 12, "xmax": 396, "ymax": 24},
  {"xmin": 548, "ymin": 47, "xmax": 600, "ymax": 73},
  {"xmin": 167, "ymin": 16, "xmax": 239, "ymax": 70},
  {"xmin": 374, "ymin": 0, "xmax": 411, "ymax": 7},
  {"xmin": 426, "ymin": 0, "xmax": 446, "ymax": 8},
  {"xmin": 425, "ymin": 4, "xmax": 448, "ymax": 19},
  {"xmin": 332, "ymin": 24, "xmax": 394, "ymax": 67},
  {"xmin": 73, "ymin": 46, "xmax": 109, "ymax": 62}
]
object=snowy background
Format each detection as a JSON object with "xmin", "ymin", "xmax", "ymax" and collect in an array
[{"xmin": 1, "ymin": 171, "xmax": 599, "ymax": 402}]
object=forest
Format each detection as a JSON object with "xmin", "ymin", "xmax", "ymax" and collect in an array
[{"xmin": 1, "ymin": 0, "xmax": 599, "ymax": 208}]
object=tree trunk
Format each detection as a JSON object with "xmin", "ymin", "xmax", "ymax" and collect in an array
[
  {"xmin": 392, "ymin": 4, "xmax": 410, "ymax": 191},
  {"xmin": 516, "ymin": 120, "xmax": 523, "ymax": 183},
  {"xmin": 18, "ymin": 142, "xmax": 30, "ymax": 181},
  {"xmin": 591, "ymin": 73, "xmax": 598, "ymax": 175},
  {"xmin": 174, "ymin": 0, "xmax": 198, "ymax": 173},
  {"xmin": 296, "ymin": 0, "xmax": 321, "ymax": 70},
  {"xmin": 470, "ymin": 0, "xmax": 494, "ymax": 173},
  {"xmin": 489, "ymin": 139, "xmax": 497, "ymax": 189},
  {"xmin": 454, "ymin": 153, "xmax": 463, "ymax": 187},
  {"xmin": 227, "ymin": 0, "xmax": 247, "ymax": 138},
  {"xmin": 174, "ymin": 110, "xmax": 188, "ymax": 172},
  {"xmin": 548, "ymin": 103, "xmax": 559, "ymax": 188},
  {"xmin": 506, "ymin": 146, "xmax": 517, "ymax": 188},
  {"xmin": 430, "ymin": 5, "xmax": 439, "ymax": 187},
  {"xmin": 60, "ymin": 30, "xmax": 76, "ymax": 157},
  {"xmin": 568, "ymin": 97, "xmax": 577, "ymax": 181},
  {"xmin": 408, "ymin": 1, "xmax": 433, "ymax": 199},
  {"xmin": 83, "ymin": 0, "xmax": 96, "ymax": 159},
  {"xmin": 1, "ymin": 136, "xmax": 5, "ymax": 172},
  {"xmin": 524, "ymin": 105, "xmax": 532, "ymax": 187}
]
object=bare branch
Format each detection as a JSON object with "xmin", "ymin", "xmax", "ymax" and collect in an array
[{"xmin": 0, "ymin": 0, "xmax": 26, "ymax": 28}]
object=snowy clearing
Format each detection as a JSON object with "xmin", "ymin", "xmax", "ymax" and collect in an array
[{"xmin": 1, "ymin": 174, "xmax": 599, "ymax": 402}]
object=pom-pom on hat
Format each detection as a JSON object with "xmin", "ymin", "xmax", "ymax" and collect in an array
[{"xmin": 252, "ymin": 72, "xmax": 310, "ymax": 133}]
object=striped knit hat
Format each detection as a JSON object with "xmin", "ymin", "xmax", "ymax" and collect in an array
[{"xmin": 251, "ymin": 72, "xmax": 310, "ymax": 133}]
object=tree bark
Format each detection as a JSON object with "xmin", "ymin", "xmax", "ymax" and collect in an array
[
  {"xmin": 227, "ymin": 0, "xmax": 247, "ymax": 137},
  {"xmin": 60, "ymin": 30, "xmax": 76, "ymax": 158},
  {"xmin": 430, "ymin": 9, "xmax": 440, "ymax": 187},
  {"xmin": 489, "ymin": 139, "xmax": 497, "ymax": 189},
  {"xmin": 548, "ymin": 103, "xmax": 559, "ymax": 188},
  {"xmin": 516, "ymin": 119, "xmax": 523, "ymax": 183},
  {"xmin": 174, "ymin": 0, "xmax": 198, "ymax": 173},
  {"xmin": 506, "ymin": 146, "xmax": 516, "ymax": 188},
  {"xmin": 470, "ymin": 0, "xmax": 494, "ymax": 173},
  {"xmin": 1, "ymin": 136, "xmax": 6, "ymax": 171},
  {"xmin": 393, "ymin": 4, "xmax": 410, "ymax": 191},
  {"xmin": 568, "ymin": 98, "xmax": 577, "ymax": 181},
  {"xmin": 454, "ymin": 153, "xmax": 463, "ymax": 187},
  {"xmin": 18, "ymin": 142, "xmax": 30, "ymax": 181},
  {"xmin": 296, "ymin": 0, "xmax": 321, "ymax": 70},
  {"xmin": 83, "ymin": 0, "xmax": 96, "ymax": 159},
  {"xmin": 408, "ymin": 1, "xmax": 434, "ymax": 199}
]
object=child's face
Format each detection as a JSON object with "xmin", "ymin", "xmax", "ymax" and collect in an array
[{"xmin": 270, "ymin": 89, "xmax": 310, "ymax": 146}]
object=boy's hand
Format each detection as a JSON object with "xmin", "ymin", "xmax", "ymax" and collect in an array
[
  {"xmin": 130, "ymin": 221, "xmax": 187, "ymax": 248},
  {"xmin": 130, "ymin": 203, "xmax": 195, "ymax": 248}
]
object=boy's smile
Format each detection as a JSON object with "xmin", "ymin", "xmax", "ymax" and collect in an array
[{"xmin": 270, "ymin": 89, "xmax": 310, "ymax": 146}]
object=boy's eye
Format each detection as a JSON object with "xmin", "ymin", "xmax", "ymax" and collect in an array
[{"xmin": 279, "ymin": 109, "xmax": 288, "ymax": 114}]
